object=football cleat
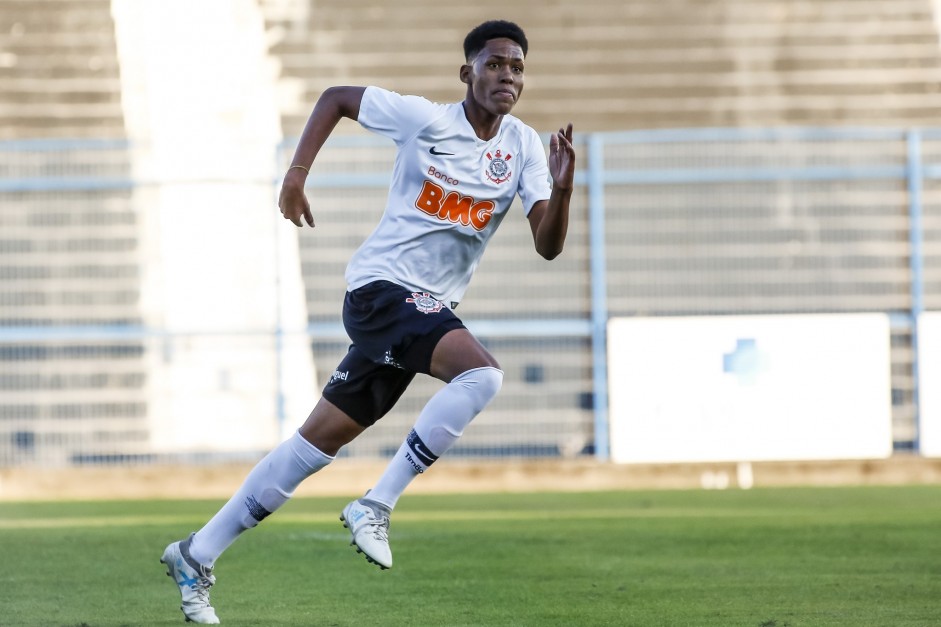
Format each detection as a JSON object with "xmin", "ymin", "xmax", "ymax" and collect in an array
[
  {"xmin": 340, "ymin": 496, "xmax": 393, "ymax": 569},
  {"xmin": 160, "ymin": 534, "xmax": 220, "ymax": 624}
]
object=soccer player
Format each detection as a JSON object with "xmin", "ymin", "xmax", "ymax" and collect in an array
[{"xmin": 160, "ymin": 19, "xmax": 575, "ymax": 624}]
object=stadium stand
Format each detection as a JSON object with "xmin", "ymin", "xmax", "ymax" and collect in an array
[
  {"xmin": 0, "ymin": 0, "xmax": 939, "ymax": 463},
  {"xmin": 0, "ymin": 0, "xmax": 146, "ymax": 464},
  {"xmin": 260, "ymin": 0, "xmax": 941, "ymax": 135},
  {"xmin": 0, "ymin": 0, "xmax": 125, "ymax": 139}
]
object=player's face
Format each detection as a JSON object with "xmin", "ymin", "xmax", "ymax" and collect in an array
[{"xmin": 462, "ymin": 38, "xmax": 525, "ymax": 116}]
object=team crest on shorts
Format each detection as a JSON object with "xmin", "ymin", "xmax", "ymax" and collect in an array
[
  {"xmin": 485, "ymin": 149, "xmax": 512, "ymax": 184},
  {"xmin": 406, "ymin": 292, "xmax": 444, "ymax": 314}
]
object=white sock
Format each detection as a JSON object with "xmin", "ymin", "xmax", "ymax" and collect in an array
[
  {"xmin": 188, "ymin": 430, "xmax": 334, "ymax": 566},
  {"xmin": 368, "ymin": 367, "xmax": 503, "ymax": 509}
]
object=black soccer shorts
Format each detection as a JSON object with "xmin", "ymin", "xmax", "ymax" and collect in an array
[{"xmin": 321, "ymin": 280, "xmax": 465, "ymax": 427}]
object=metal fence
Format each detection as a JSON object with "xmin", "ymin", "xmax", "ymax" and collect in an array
[{"xmin": 1, "ymin": 128, "xmax": 938, "ymax": 467}]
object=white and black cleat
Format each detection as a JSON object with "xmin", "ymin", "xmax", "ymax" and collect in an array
[{"xmin": 340, "ymin": 497, "xmax": 393, "ymax": 570}]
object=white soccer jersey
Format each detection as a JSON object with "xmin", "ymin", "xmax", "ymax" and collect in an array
[{"xmin": 345, "ymin": 86, "xmax": 553, "ymax": 307}]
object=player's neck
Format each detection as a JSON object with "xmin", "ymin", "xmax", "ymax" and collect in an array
[{"xmin": 461, "ymin": 100, "xmax": 503, "ymax": 141}]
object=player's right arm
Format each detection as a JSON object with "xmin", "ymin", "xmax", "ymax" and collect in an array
[{"xmin": 279, "ymin": 86, "xmax": 367, "ymax": 227}]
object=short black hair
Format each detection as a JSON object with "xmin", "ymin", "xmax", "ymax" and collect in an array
[{"xmin": 463, "ymin": 20, "xmax": 528, "ymax": 61}]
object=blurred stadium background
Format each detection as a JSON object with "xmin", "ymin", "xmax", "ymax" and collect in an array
[{"xmin": 2, "ymin": 0, "xmax": 941, "ymax": 496}]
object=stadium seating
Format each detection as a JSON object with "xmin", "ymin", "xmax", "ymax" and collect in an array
[
  {"xmin": 1, "ymin": 0, "xmax": 939, "ymax": 462},
  {"xmin": 0, "ymin": 0, "xmax": 146, "ymax": 464},
  {"xmin": 0, "ymin": 0, "xmax": 125, "ymax": 139},
  {"xmin": 259, "ymin": 0, "xmax": 941, "ymax": 135},
  {"xmin": 3, "ymin": 0, "xmax": 937, "ymax": 138}
]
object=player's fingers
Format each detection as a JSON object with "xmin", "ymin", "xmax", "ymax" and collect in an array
[
  {"xmin": 549, "ymin": 131, "xmax": 560, "ymax": 152},
  {"xmin": 279, "ymin": 205, "xmax": 296, "ymax": 227},
  {"xmin": 304, "ymin": 206, "xmax": 315, "ymax": 227}
]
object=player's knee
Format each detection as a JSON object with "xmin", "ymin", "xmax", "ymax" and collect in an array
[
  {"xmin": 477, "ymin": 366, "xmax": 504, "ymax": 401},
  {"xmin": 453, "ymin": 366, "xmax": 503, "ymax": 413}
]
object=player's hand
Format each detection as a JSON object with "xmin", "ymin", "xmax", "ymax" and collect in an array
[
  {"xmin": 278, "ymin": 168, "xmax": 314, "ymax": 227},
  {"xmin": 549, "ymin": 123, "xmax": 575, "ymax": 192}
]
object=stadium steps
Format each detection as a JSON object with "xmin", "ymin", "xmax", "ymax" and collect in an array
[
  {"xmin": 261, "ymin": 0, "xmax": 941, "ymax": 132},
  {"xmin": 0, "ymin": 343, "xmax": 150, "ymax": 465},
  {"xmin": 0, "ymin": 0, "xmax": 146, "ymax": 464},
  {"xmin": 0, "ymin": 0, "xmax": 125, "ymax": 139}
]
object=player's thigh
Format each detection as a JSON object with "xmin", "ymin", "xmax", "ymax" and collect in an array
[
  {"xmin": 320, "ymin": 345, "xmax": 416, "ymax": 429},
  {"xmin": 429, "ymin": 327, "xmax": 500, "ymax": 382}
]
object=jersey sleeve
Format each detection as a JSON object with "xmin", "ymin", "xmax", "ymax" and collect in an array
[
  {"xmin": 517, "ymin": 127, "xmax": 553, "ymax": 216},
  {"xmin": 358, "ymin": 86, "xmax": 443, "ymax": 145}
]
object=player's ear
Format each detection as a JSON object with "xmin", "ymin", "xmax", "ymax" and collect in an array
[{"xmin": 459, "ymin": 64, "xmax": 471, "ymax": 84}]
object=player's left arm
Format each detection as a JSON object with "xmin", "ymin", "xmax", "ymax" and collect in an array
[{"xmin": 528, "ymin": 123, "xmax": 575, "ymax": 260}]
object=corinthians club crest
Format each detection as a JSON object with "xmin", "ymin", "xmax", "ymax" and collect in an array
[
  {"xmin": 406, "ymin": 292, "xmax": 444, "ymax": 314},
  {"xmin": 485, "ymin": 149, "xmax": 512, "ymax": 184}
]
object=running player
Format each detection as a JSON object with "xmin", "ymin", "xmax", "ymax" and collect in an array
[{"xmin": 161, "ymin": 19, "xmax": 575, "ymax": 624}]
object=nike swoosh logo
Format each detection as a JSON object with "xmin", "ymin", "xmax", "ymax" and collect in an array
[{"xmin": 429, "ymin": 146, "xmax": 454, "ymax": 156}]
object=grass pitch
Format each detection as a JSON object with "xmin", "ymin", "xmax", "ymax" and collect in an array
[{"xmin": 1, "ymin": 486, "xmax": 939, "ymax": 626}]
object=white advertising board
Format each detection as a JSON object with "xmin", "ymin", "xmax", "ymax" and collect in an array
[
  {"xmin": 917, "ymin": 312, "xmax": 941, "ymax": 457},
  {"xmin": 608, "ymin": 314, "xmax": 893, "ymax": 463}
]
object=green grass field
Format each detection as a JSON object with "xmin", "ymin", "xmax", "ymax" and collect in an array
[{"xmin": 1, "ymin": 486, "xmax": 940, "ymax": 626}]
